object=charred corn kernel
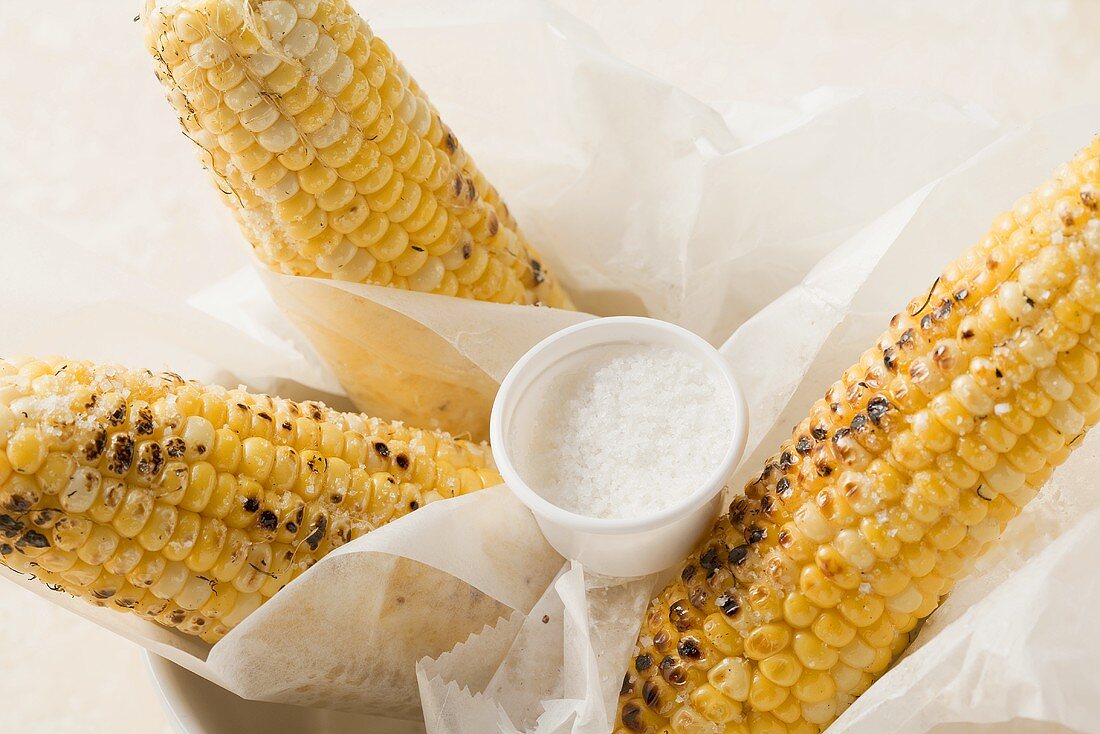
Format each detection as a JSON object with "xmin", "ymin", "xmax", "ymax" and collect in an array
[
  {"xmin": 622, "ymin": 137, "xmax": 1100, "ymax": 732},
  {"xmin": 0, "ymin": 358, "xmax": 498, "ymax": 641},
  {"xmin": 146, "ymin": 0, "xmax": 571, "ymax": 307}
]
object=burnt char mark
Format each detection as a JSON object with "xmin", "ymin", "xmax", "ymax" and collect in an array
[
  {"xmin": 0, "ymin": 515, "xmax": 24, "ymax": 539},
  {"xmin": 164, "ymin": 437, "xmax": 186, "ymax": 459},
  {"xmin": 5, "ymin": 495, "xmax": 32, "ymax": 514},
  {"xmin": 16, "ymin": 531, "xmax": 50, "ymax": 550},
  {"xmin": 867, "ymin": 396, "xmax": 891, "ymax": 425},
  {"xmin": 727, "ymin": 544, "xmax": 749, "ymax": 566},
  {"xmin": 106, "ymin": 433, "xmax": 135, "ymax": 475},
  {"xmin": 698, "ymin": 546, "xmax": 721, "ymax": 573},
  {"xmin": 136, "ymin": 442, "xmax": 165, "ymax": 477},
  {"xmin": 620, "ymin": 674, "xmax": 633, "ymax": 696},
  {"xmin": 716, "ymin": 592, "xmax": 740, "ymax": 617},
  {"xmin": 305, "ymin": 516, "xmax": 328, "ymax": 551},
  {"xmin": 108, "ymin": 401, "xmax": 128, "ymax": 426},
  {"xmin": 134, "ymin": 407, "xmax": 155, "ymax": 435},
  {"xmin": 84, "ymin": 428, "xmax": 108, "ymax": 461},
  {"xmin": 621, "ymin": 702, "xmax": 644, "ymax": 732},
  {"xmin": 258, "ymin": 511, "xmax": 279, "ymax": 532},
  {"xmin": 677, "ymin": 637, "xmax": 702, "ymax": 659},
  {"xmin": 745, "ymin": 526, "xmax": 766, "ymax": 544}
]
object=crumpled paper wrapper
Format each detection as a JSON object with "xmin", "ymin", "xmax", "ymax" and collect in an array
[{"xmin": 2, "ymin": 0, "xmax": 1099, "ymax": 731}]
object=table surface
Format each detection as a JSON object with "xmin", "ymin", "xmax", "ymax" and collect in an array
[{"xmin": 3, "ymin": 1, "xmax": 1100, "ymax": 731}]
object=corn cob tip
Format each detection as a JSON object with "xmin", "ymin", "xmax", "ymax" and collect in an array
[{"xmin": 143, "ymin": 0, "xmax": 573, "ymax": 309}]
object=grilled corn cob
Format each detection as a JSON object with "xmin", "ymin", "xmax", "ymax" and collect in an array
[
  {"xmin": 0, "ymin": 357, "xmax": 499, "ymax": 643},
  {"xmin": 618, "ymin": 139, "xmax": 1100, "ymax": 734},
  {"xmin": 143, "ymin": 0, "xmax": 572, "ymax": 309}
]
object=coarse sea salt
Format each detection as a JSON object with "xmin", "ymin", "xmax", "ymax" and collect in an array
[{"xmin": 512, "ymin": 342, "xmax": 734, "ymax": 520}]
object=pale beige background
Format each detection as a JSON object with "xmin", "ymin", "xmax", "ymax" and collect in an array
[{"xmin": 2, "ymin": 1, "xmax": 1099, "ymax": 732}]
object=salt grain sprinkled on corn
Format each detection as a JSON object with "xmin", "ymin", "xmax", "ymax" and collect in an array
[{"xmin": 514, "ymin": 344, "xmax": 734, "ymax": 519}]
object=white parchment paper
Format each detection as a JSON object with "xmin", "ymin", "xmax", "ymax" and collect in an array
[{"xmin": 1, "ymin": 1, "xmax": 1098, "ymax": 732}]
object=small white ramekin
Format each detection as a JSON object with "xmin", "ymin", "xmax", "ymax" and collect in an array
[{"xmin": 489, "ymin": 316, "xmax": 748, "ymax": 577}]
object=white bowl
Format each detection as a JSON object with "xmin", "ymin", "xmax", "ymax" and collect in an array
[
  {"xmin": 490, "ymin": 316, "xmax": 748, "ymax": 577},
  {"xmin": 145, "ymin": 652, "xmax": 424, "ymax": 734}
]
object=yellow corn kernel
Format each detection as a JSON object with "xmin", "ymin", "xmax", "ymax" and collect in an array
[
  {"xmin": 782, "ymin": 592, "xmax": 819, "ymax": 628},
  {"xmin": 745, "ymin": 624, "xmax": 792, "ymax": 660},
  {"xmin": 128, "ymin": 554, "xmax": 167, "ymax": 589},
  {"xmin": 799, "ymin": 565, "xmax": 842, "ymax": 608},
  {"xmin": 707, "ymin": 657, "xmax": 751, "ymax": 702},
  {"xmin": 7, "ymin": 427, "xmax": 46, "ymax": 474},
  {"xmin": 791, "ymin": 631, "xmax": 838, "ymax": 671},
  {"xmin": 792, "ymin": 670, "xmax": 836, "ymax": 704},
  {"xmin": 759, "ymin": 653, "xmax": 803, "ymax": 688},
  {"xmin": 810, "ymin": 611, "xmax": 856, "ymax": 649},
  {"xmin": 210, "ymin": 428, "xmax": 242, "ymax": 472},
  {"xmin": 240, "ymin": 436, "xmax": 275, "ymax": 480},
  {"xmin": 35, "ymin": 452, "xmax": 74, "ymax": 495},
  {"xmin": 688, "ymin": 684, "xmax": 740, "ymax": 724},
  {"xmin": 749, "ymin": 671, "xmax": 789, "ymax": 712}
]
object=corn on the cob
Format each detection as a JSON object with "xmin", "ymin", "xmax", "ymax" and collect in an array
[
  {"xmin": 0, "ymin": 357, "xmax": 499, "ymax": 643},
  {"xmin": 618, "ymin": 139, "xmax": 1100, "ymax": 734},
  {"xmin": 143, "ymin": 0, "xmax": 573, "ymax": 308}
]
